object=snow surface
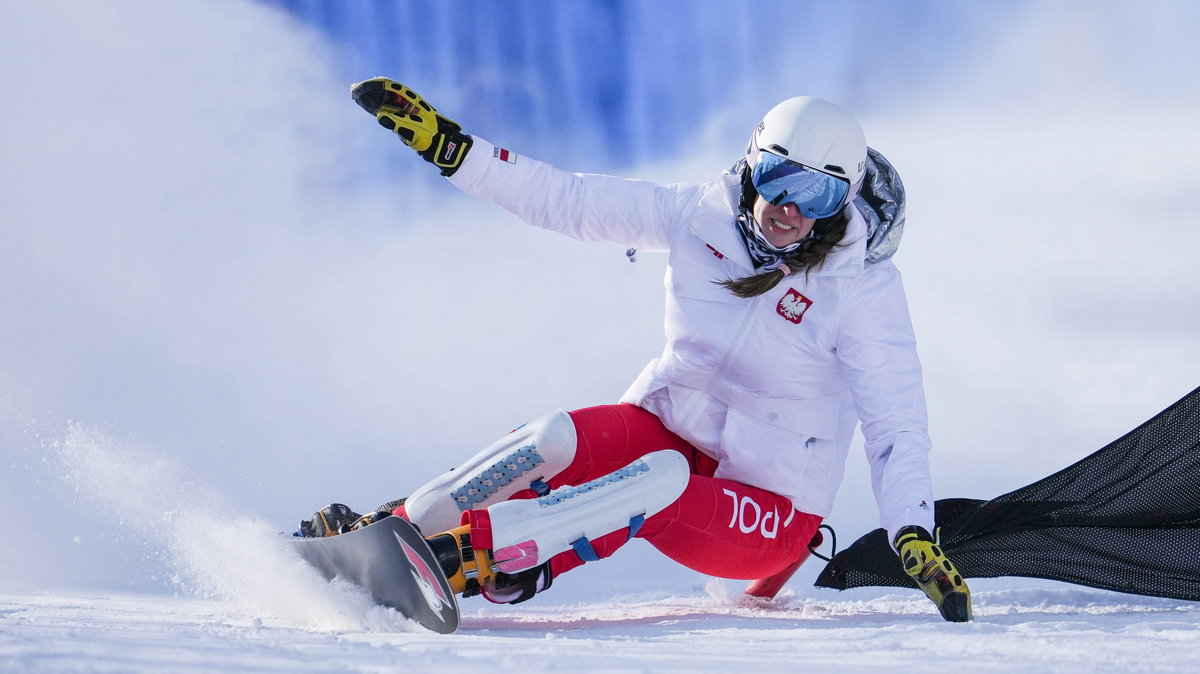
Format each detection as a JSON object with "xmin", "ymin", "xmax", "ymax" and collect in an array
[
  {"xmin": 6, "ymin": 583, "xmax": 1200, "ymax": 672},
  {"xmin": 3, "ymin": 0, "xmax": 1200, "ymax": 671}
]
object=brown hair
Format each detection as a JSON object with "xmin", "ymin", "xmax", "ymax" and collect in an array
[{"xmin": 716, "ymin": 172, "xmax": 850, "ymax": 298}]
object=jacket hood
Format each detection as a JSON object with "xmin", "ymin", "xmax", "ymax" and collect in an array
[{"xmin": 855, "ymin": 147, "xmax": 906, "ymax": 264}]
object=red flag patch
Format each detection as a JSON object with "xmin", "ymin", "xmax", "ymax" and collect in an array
[{"xmin": 493, "ymin": 147, "xmax": 517, "ymax": 164}]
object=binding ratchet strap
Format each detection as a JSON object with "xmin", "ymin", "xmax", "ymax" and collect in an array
[{"xmin": 437, "ymin": 524, "xmax": 497, "ymax": 596}]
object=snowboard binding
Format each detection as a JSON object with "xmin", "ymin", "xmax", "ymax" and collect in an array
[
  {"xmin": 425, "ymin": 525, "xmax": 553, "ymax": 604},
  {"xmin": 297, "ymin": 502, "xmax": 553, "ymax": 605}
]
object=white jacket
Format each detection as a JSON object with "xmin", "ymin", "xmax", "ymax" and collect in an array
[{"xmin": 448, "ymin": 138, "xmax": 936, "ymax": 542}]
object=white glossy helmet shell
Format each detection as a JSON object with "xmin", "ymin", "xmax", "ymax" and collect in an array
[{"xmin": 747, "ymin": 97, "xmax": 867, "ymax": 187}]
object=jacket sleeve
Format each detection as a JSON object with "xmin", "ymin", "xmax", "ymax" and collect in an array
[
  {"xmin": 446, "ymin": 136, "xmax": 690, "ymax": 251},
  {"xmin": 835, "ymin": 260, "xmax": 936, "ymax": 546}
]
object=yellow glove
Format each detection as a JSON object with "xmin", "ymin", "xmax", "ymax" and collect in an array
[
  {"xmin": 351, "ymin": 78, "xmax": 473, "ymax": 176},
  {"xmin": 895, "ymin": 526, "xmax": 972, "ymax": 622}
]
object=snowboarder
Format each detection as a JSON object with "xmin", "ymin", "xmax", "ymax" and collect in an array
[{"xmin": 300, "ymin": 79, "xmax": 972, "ymax": 622}]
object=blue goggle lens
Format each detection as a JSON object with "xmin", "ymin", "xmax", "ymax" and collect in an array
[{"xmin": 751, "ymin": 152, "xmax": 850, "ymax": 219}]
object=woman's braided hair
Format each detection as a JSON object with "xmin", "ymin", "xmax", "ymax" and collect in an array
[{"xmin": 716, "ymin": 169, "xmax": 850, "ymax": 299}]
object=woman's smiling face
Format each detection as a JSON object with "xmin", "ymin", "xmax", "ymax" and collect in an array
[{"xmin": 752, "ymin": 195, "xmax": 816, "ymax": 248}]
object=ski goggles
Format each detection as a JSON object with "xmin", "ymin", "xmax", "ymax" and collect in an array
[{"xmin": 751, "ymin": 151, "xmax": 850, "ymax": 219}]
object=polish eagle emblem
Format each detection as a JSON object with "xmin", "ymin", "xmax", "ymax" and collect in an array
[{"xmin": 776, "ymin": 289, "xmax": 813, "ymax": 324}]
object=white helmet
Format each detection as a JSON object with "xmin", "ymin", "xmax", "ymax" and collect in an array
[{"xmin": 745, "ymin": 97, "xmax": 867, "ymax": 219}]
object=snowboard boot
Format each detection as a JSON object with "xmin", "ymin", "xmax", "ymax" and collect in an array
[
  {"xmin": 297, "ymin": 503, "xmax": 396, "ymax": 538},
  {"xmin": 298, "ymin": 503, "xmax": 362, "ymax": 537},
  {"xmin": 403, "ymin": 410, "xmax": 581, "ymax": 536}
]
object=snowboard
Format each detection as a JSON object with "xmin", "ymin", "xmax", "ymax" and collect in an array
[{"xmin": 292, "ymin": 516, "xmax": 461, "ymax": 633}]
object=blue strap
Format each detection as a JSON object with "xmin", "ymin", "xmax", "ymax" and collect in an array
[
  {"xmin": 571, "ymin": 536, "xmax": 600, "ymax": 562},
  {"xmin": 571, "ymin": 515, "xmax": 646, "ymax": 563},
  {"xmin": 627, "ymin": 514, "xmax": 645, "ymax": 540},
  {"xmin": 530, "ymin": 479, "xmax": 551, "ymax": 497}
]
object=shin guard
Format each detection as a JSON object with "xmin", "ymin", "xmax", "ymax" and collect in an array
[
  {"xmin": 466, "ymin": 450, "xmax": 690, "ymax": 574},
  {"xmin": 404, "ymin": 410, "xmax": 578, "ymax": 534}
]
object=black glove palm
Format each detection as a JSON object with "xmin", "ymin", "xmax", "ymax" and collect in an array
[
  {"xmin": 895, "ymin": 525, "xmax": 973, "ymax": 622},
  {"xmin": 351, "ymin": 78, "xmax": 473, "ymax": 176}
]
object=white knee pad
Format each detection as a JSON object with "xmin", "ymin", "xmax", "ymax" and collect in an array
[
  {"xmin": 404, "ymin": 410, "xmax": 578, "ymax": 535},
  {"xmin": 480, "ymin": 450, "xmax": 690, "ymax": 573}
]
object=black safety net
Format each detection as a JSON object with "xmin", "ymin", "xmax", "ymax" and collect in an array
[{"xmin": 815, "ymin": 385, "xmax": 1200, "ymax": 600}]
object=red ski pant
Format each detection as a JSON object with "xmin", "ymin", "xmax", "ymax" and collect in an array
[{"xmin": 507, "ymin": 403, "xmax": 822, "ymax": 580}]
